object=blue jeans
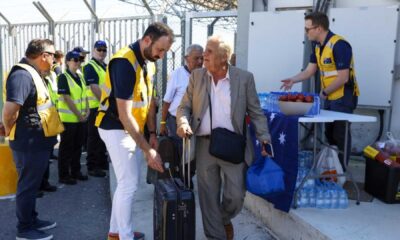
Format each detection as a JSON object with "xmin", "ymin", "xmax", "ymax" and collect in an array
[{"xmin": 12, "ymin": 149, "xmax": 50, "ymax": 233}]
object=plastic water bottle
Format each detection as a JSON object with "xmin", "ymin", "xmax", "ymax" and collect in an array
[
  {"xmin": 300, "ymin": 189, "xmax": 309, "ymax": 207},
  {"xmin": 339, "ymin": 189, "xmax": 348, "ymax": 209},
  {"xmin": 316, "ymin": 188, "xmax": 324, "ymax": 208},
  {"xmin": 308, "ymin": 188, "xmax": 316, "ymax": 207},
  {"xmin": 323, "ymin": 185, "xmax": 331, "ymax": 209},
  {"xmin": 258, "ymin": 93, "xmax": 266, "ymax": 109},
  {"xmin": 331, "ymin": 185, "xmax": 339, "ymax": 209},
  {"xmin": 296, "ymin": 191, "xmax": 302, "ymax": 207}
]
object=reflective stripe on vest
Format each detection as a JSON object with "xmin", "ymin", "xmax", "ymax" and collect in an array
[
  {"xmin": 57, "ymin": 71, "xmax": 87, "ymax": 123},
  {"xmin": 45, "ymin": 71, "xmax": 59, "ymax": 105},
  {"xmin": 320, "ymin": 70, "xmax": 338, "ymax": 77},
  {"xmin": 95, "ymin": 46, "xmax": 155, "ymax": 132},
  {"xmin": 85, "ymin": 59, "xmax": 106, "ymax": 109},
  {"xmin": 315, "ymin": 34, "xmax": 360, "ymax": 100},
  {"xmin": 37, "ymin": 101, "xmax": 53, "ymax": 112}
]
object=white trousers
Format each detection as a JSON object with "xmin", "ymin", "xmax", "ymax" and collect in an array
[{"xmin": 99, "ymin": 129, "xmax": 142, "ymax": 240}]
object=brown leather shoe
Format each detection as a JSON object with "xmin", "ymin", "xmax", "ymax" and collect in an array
[{"xmin": 224, "ymin": 223, "xmax": 234, "ymax": 240}]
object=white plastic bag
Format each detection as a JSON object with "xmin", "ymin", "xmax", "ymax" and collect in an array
[{"xmin": 316, "ymin": 146, "xmax": 346, "ymax": 186}]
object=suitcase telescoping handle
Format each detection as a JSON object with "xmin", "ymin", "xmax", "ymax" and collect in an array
[{"xmin": 182, "ymin": 137, "xmax": 191, "ymax": 189}]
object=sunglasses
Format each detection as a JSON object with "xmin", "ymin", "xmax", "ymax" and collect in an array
[
  {"xmin": 43, "ymin": 51, "xmax": 55, "ymax": 57},
  {"xmin": 70, "ymin": 58, "xmax": 82, "ymax": 63},
  {"xmin": 305, "ymin": 26, "xmax": 318, "ymax": 33},
  {"xmin": 96, "ymin": 48, "xmax": 107, "ymax": 53}
]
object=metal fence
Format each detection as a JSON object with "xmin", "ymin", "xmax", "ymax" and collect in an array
[
  {"xmin": 0, "ymin": 15, "xmax": 185, "ymax": 122},
  {"xmin": 0, "ymin": 16, "xmax": 154, "ymax": 75}
]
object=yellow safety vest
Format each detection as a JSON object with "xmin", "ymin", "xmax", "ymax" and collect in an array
[
  {"xmin": 51, "ymin": 63, "xmax": 60, "ymax": 72},
  {"xmin": 84, "ymin": 59, "xmax": 106, "ymax": 109},
  {"xmin": 95, "ymin": 46, "xmax": 155, "ymax": 133},
  {"xmin": 8, "ymin": 64, "xmax": 64, "ymax": 140},
  {"xmin": 57, "ymin": 71, "xmax": 88, "ymax": 123},
  {"xmin": 315, "ymin": 34, "xmax": 360, "ymax": 100},
  {"xmin": 45, "ymin": 71, "xmax": 59, "ymax": 106}
]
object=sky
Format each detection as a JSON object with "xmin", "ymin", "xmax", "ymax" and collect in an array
[
  {"xmin": 0, "ymin": 0, "xmax": 236, "ymax": 50},
  {"xmin": 0, "ymin": 0, "xmax": 147, "ymax": 23}
]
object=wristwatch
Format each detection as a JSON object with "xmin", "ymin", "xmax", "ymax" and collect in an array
[{"xmin": 322, "ymin": 90, "xmax": 328, "ymax": 97}]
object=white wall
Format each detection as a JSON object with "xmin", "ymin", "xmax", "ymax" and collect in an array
[
  {"xmin": 237, "ymin": 0, "xmax": 400, "ymax": 144},
  {"xmin": 335, "ymin": 0, "xmax": 400, "ymax": 7}
]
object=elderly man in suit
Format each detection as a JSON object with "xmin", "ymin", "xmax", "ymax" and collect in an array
[{"xmin": 176, "ymin": 36, "xmax": 271, "ymax": 240}]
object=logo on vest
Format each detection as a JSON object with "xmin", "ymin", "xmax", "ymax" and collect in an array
[{"xmin": 323, "ymin": 58, "xmax": 332, "ymax": 64}]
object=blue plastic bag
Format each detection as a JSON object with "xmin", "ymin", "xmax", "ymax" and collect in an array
[{"xmin": 246, "ymin": 154, "xmax": 285, "ymax": 196}]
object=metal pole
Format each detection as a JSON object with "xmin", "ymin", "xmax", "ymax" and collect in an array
[
  {"xmin": 32, "ymin": 1, "xmax": 55, "ymax": 42},
  {"xmin": 91, "ymin": 0, "xmax": 96, "ymax": 51},
  {"xmin": 207, "ymin": 17, "xmax": 220, "ymax": 37},
  {"xmin": 83, "ymin": 0, "xmax": 99, "ymax": 33},
  {"xmin": 0, "ymin": 27, "xmax": 3, "ymax": 117}
]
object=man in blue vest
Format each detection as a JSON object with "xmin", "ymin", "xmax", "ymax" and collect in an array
[
  {"xmin": 281, "ymin": 12, "xmax": 360, "ymax": 170},
  {"xmin": 84, "ymin": 40, "xmax": 108, "ymax": 177},
  {"xmin": 3, "ymin": 39, "xmax": 58, "ymax": 240}
]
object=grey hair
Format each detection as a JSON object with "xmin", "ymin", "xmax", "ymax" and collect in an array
[
  {"xmin": 207, "ymin": 35, "xmax": 232, "ymax": 63},
  {"xmin": 185, "ymin": 44, "xmax": 203, "ymax": 56}
]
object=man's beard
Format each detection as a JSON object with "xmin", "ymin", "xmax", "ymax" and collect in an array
[{"xmin": 143, "ymin": 44, "xmax": 159, "ymax": 62}]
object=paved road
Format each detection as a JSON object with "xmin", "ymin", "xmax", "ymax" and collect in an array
[
  {"xmin": 0, "ymin": 154, "xmax": 111, "ymax": 240},
  {"xmin": 1, "ymin": 152, "xmax": 276, "ymax": 240}
]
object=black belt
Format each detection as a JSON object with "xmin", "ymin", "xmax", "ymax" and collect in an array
[{"xmin": 198, "ymin": 135, "xmax": 210, "ymax": 139}]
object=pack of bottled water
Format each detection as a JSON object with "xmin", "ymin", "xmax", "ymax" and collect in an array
[
  {"xmin": 296, "ymin": 180, "xmax": 348, "ymax": 209},
  {"xmin": 295, "ymin": 150, "xmax": 348, "ymax": 209},
  {"xmin": 298, "ymin": 150, "xmax": 313, "ymax": 169},
  {"xmin": 258, "ymin": 93, "xmax": 280, "ymax": 112}
]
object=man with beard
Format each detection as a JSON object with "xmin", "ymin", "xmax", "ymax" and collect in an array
[{"xmin": 95, "ymin": 22, "xmax": 173, "ymax": 240}]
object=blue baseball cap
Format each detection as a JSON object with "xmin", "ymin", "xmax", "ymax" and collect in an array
[
  {"xmin": 65, "ymin": 51, "xmax": 81, "ymax": 61},
  {"xmin": 94, "ymin": 40, "xmax": 107, "ymax": 49},
  {"xmin": 72, "ymin": 46, "xmax": 90, "ymax": 54}
]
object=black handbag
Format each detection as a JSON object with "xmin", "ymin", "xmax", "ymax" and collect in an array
[{"xmin": 208, "ymin": 93, "xmax": 246, "ymax": 164}]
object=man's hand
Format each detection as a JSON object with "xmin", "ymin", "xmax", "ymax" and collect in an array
[
  {"xmin": 149, "ymin": 134, "xmax": 158, "ymax": 149},
  {"xmin": 159, "ymin": 124, "xmax": 168, "ymax": 136},
  {"xmin": 145, "ymin": 148, "xmax": 164, "ymax": 173},
  {"xmin": 79, "ymin": 114, "xmax": 87, "ymax": 122},
  {"xmin": 280, "ymin": 78, "xmax": 294, "ymax": 91},
  {"xmin": 177, "ymin": 123, "xmax": 193, "ymax": 138},
  {"xmin": 261, "ymin": 141, "xmax": 273, "ymax": 157}
]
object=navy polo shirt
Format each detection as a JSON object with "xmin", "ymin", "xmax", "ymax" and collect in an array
[
  {"xmin": 83, "ymin": 58, "xmax": 107, "ymax": 86},
  {"xmin": 6, "ymin": 58, "xmax": 57, "ymax": 152},
  {"xmin": 99, "ymin": 41, "xmax": 146, "ymax": 130},
  {"xmin": 58, "ymin": 69, "xmax": 83, "ymax": 95},
  {"xmin": 310, "ymin": 31, "xmax": 352, "ymax": 70}
]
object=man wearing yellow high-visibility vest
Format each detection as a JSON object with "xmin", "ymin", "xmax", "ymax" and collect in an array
[
  {"xmin": 281, "ymin": 12, "xmax": 360, "ymax": 170},
  {"xmin": 83, "ymin": 40, "xmax": 108, "ymax": 178},
  {"xmin": 96, "ymin": 22, "xmax": 173, "ymax": 240},
  {"xmin": 2, "ymin": 39, "xmax": 63, "ymax": 240}
]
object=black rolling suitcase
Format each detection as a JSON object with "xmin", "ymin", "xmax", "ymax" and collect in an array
[
  {"xmin": 147, "ymin": 136, "xmax": 181, "ymax": 184},
  {"xmin": 154, "ymin": 137, "xmax": 195, "ymax": 240}
]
